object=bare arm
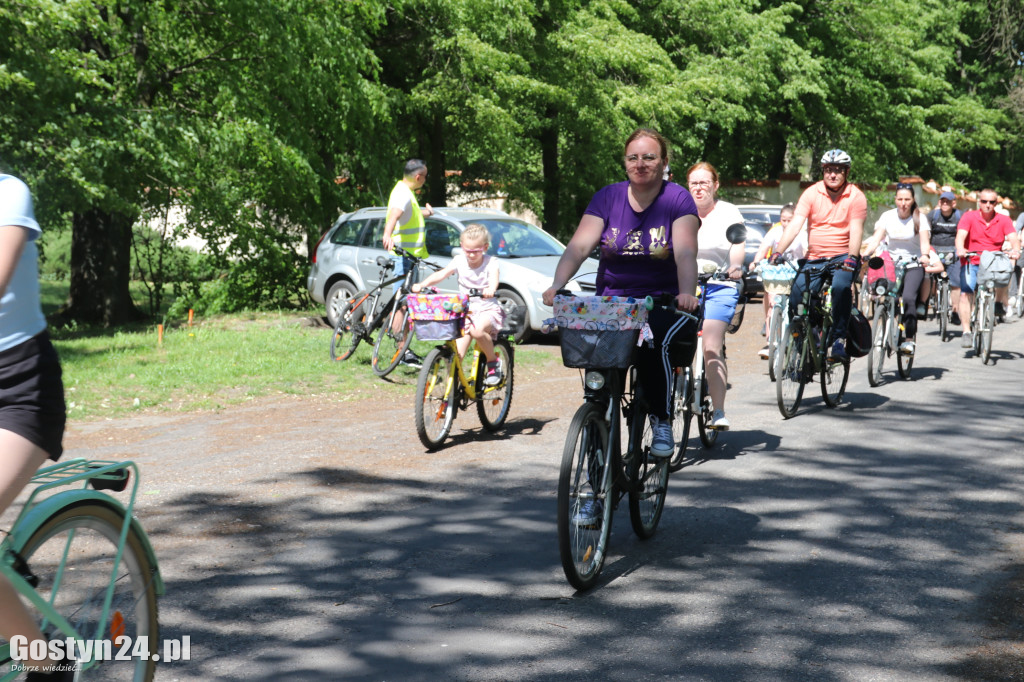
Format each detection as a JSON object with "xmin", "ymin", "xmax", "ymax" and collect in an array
[
  {"xmin": 381, "ymin": 206, "xmax": 405, "ymax": 252},
  {"xmin": 847, "ymin": 218, "xmax": 864, "ymax": 256},
  {"xmin": 484, "ymin": 259, "xmax": 499, "ymax": 297},
  {"xmin": 955, "ymin": 228, "xmax": 968, "ymax": 258},
  {"xmin": 542, "ymin": 214, "xmax": 604, "ymax": 305},
  {"xmin": 411, "ymin": 262, "xmax": 457, "ymax": 292},
  {"xmin": 0, "ymin": 226, "xmax": 28, "ymax": 298},
  {"xmin": 861, "ymin": 221, "xmax": 885, "ymax": 256},
  {"xmin": 673, "ymin": 214, "xmax": 700, "ymax": 311}
]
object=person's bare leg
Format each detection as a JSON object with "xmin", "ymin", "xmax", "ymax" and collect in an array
[{"xmin": 0, "ymin": 431, "xmax": 52, "ymax": 672}]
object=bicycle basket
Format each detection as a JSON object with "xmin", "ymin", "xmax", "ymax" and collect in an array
[
  {"xmin": 550, "ymin": 295, "xmax": 648, "ymax": 369},
  {"xmin": 978, "ymin": 251, "xmax": 1013, "ymax": 287},
  {"xmin": 406, "ymin": 293, "xmax": 468, "ymax": 341},
  {"xmin": 761, "ymin": 262, "xmax": 797, "ymax": 296}
]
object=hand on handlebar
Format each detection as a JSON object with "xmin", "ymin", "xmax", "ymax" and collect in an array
[
  {"xmin": 841, "ymin": 255, "xmax": 859, "ymax": 272},
  {"xmin": 769, "ymin": 253, "xmax": 783, "ymax": 266},
  {"xmin": 676, "ymin": 292, "xmax": 699, "ymax": 313}
]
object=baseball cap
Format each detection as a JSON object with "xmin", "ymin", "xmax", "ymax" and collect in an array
[{"xmin": 939, "ymin": 191, "xmax": 956, "ymax": 201}]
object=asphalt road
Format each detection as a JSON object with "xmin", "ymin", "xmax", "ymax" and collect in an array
[{"xmin": 40, "ymin": 310, "xmax": 1024, "ymax": 680}]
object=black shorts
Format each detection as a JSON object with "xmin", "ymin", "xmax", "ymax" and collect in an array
[{"xmin": 0, "ymin": 331, "xmax": 66, "ymax": 460}]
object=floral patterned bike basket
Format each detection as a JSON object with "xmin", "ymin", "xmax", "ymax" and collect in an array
[
  {"xmin": 406, "ymin": 293, "xmax": 470, "ymax": 341},
  {"xmin": 550, "ymin": 295, "xmax": 649, "ymax": 369}
]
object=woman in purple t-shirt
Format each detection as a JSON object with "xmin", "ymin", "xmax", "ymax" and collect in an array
[{"xmin": 543, "ymin": 128, "xmax": 700, "ymax": 459}]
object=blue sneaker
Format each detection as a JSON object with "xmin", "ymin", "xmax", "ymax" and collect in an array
[
  {"xmin": 572, "ymin": 499, "xmax": 603, "ymax": 527},
  {"xmin": 830, "ymin": 339, "xmax": 848, "ymax": 361}
]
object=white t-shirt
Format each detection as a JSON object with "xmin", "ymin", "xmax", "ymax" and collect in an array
[
  {"xmin": 696, "ymin": 200, "xmax": 745, "ymax": 267},
  {"xmin": 874, "ymin": 208, "xmax": 930, "ymax": 261},
  {"xmin": 0, "ymin": 175, "xmax": 46, "ymax": 352},
  {"xmin": 760, "ymin": 222, "xmax": 807, "ymax": 260}
]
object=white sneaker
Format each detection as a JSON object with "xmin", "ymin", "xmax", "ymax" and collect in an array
[
  {"xmin": 710, "ymin": 409, "xmax": 730, "ymax": 431},
  {"xmin": 899, "ymin": 340, "xmax": 916, "ymax": 355},
  {"xmin": 649, "ymin": 416, "xmax": 674, "ymax": 458},
  {"xmin": 758, "ymin": 345, "xmax": 770, "ymax": 359}
]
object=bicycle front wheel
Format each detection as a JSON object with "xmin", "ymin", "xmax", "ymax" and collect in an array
[
  {"xmin": 938, "ymin": 281, "xmax": 950, "ymax": 342},
  {"xmin": 767, "ymin": 301, "xmax": 786, "ymax": 382},
  {"xmin": 980, "ymin": 294, "xmax": 994, "ymax": 364},
  {"xmin": 696, "ymin": 372, "xmax": 718, "ymax": 448},
  {"xmin": 557, "ymin": 402, "xmax": 613, "ymax": 591},
  {"xmin": 476, "ymin": 339, "xmax": 514, "ymax": 431},
  {"xmin": 18, "ymin": 502, "xmax": 159, "ymax": 681},
  {"xmin": 330, "ymin": 291, "xmax": 370, "ymax": 361},
  {"xmin": 1013, "ymin": 270, "xmax": 1024, "ymax": 318},
  {"xmin": 371, "ymin": 302, "xmax": 414, "ymax": 377},
  {"xmin": 868, "ymin": 305, "xmax": 889, "ymax": 387},
  {"xmin": 414, "ymin": 347, "xmax": 457, "ymax": 449},
  {"xmin": 668, "ymin": 367, "xmax": 693, "ymax": 473},
  {"xmin": 897, "ymin": 321, "xmax": 914, "ymax": 380},
  {"xmin": 776, "ymin": 324, "xmax": 806, "ymax": 418}
]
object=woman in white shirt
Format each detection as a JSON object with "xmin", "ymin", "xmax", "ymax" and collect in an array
[{"xmin": 861, "ymin": 182, "xmax": 932, "ymax": 354}]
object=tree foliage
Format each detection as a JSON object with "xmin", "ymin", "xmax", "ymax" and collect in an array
[{"xmin": 2, "ymin": 0, "xmax": 1023, "ymax": 321}]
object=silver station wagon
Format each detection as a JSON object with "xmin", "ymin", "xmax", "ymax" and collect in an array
[{"xmin": 307, "ymin": 206, "xmax": 599, "ymax": 342}]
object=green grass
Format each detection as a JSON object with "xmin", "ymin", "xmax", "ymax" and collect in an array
[{"xmin": 50, "ymin": 310, "xmax": 559, "ymax": 421}]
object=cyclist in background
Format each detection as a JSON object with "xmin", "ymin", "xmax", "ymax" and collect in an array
[
  {"xmin": 543, "ymin": 128, "xmax": 700, "ymax": 459},
  {"xmin": 749, "ymin": 203, "xmax": 803, "ymax": 359},
  {"xmin": 860, "ymin": 182, "xmax": 932, "ymax": 355},
  {"xmin": 926, "ymin": 190, "xmax": 963, "ymax": 325},
  {"xmin": 774, "ymin": 149, "xmax": 867, "ymax": 361},
  {"xmin": 955, "ymin": 188, "xmax": 1021, "ymax": 347},
  {"xmin": 688, "ymin": 162, "xmax": 745, "ymax": 430},
  {"xmin": 0, "ymin": 173, "xmax": 69, "ymax": 680}
]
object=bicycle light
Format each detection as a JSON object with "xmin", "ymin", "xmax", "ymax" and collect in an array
[
  {"xmin": 585, "ymin": 371, "xmax": 606, "ymax": 390},
  {"xmin": 874, "ymin": 281, "xmax": 889, "ymax": 296}
]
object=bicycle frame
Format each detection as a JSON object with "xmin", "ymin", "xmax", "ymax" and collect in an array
[
  {"xmin": 792, "ymin": 263, "xmax": 837, "ymax": 376},
  {"xmin": 0, "ymin": 459, "xmax": 163, "ymax": 677}
]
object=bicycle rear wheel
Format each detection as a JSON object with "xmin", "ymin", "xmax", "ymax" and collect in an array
[
  {"xmin": 329, "ymin": 291, "xmax": 371, "ymax": 361},
  {"xmin": 820, "ymin": 351, "xmax": 849, "ymax": 407},
  {"xmin": 476, "ymin": 340, "xmax": 514, "ymax": 431},
  {"xmin": 1013, "ymin": 270, "xmax": 1024, "ymax": 318},
  {"xmin": 18, "ymin": 502, "xmax": 159, "ymax": 681},
  {"xmin": 776, "ymin": 323, "xmax": 806, "ymax": 418},
  {"xmin": 668, "ymin": 367, "xmax": 693, "ymax": 473},
  {"xmin": 867, "ymin": 306, "xmax": 889, "ymax": 387},
  {"xmin": 767, "ymin": 302, "xmax": 785, "ymax": 382},
  {"xmin": 628, "ymin": 401, "xmax": 668, "ymax": 539},
  {"xmin": 980, "ymin": 295, "xmax": 994, "ymax": 364},
  {"xmin": 557, "ymin": 403, "xmax": 613, "ymax": 591},
  {"xmin": 371, "ymin": 301, "xmax": 414, "ymax": 377},
  {"xmin": 414, "ymin": 347, "xmax": 457, "ymax": 450}
]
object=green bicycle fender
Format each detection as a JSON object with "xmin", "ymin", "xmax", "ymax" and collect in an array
[{"xmin": 9, "ymin": 491, "xmax": 165, "ymax": 596}]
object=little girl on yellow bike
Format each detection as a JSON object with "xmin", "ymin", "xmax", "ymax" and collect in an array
[{"xmin": 412, "ymin": 223, "xmax": 506, "ymax": 385}]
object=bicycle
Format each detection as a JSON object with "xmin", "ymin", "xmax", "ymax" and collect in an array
[
  {"xmin": 756, "ymin": 260, "xmax": 797, "ymax": 383},
  {"xmin": 0, "ymin": 459, "xmax": 162, "ymax": 681},
  {"xmin": 329, "ymin": 247, "xmax": 441, "ymax": 377},
  {"xmin": 550, "ymin": 293, "xmax": 697, "ymax": 590},
  {"xmin": 925, "ymin": 252, "xmax": 956, "ymax": 342},
  {"xmin": 1010, "ymin": 261, "xmax": 1024, "ymax": 319},
  {"xmin": 411, "ymin": 290, "xmax": 517, "ymax": 450},
  {"xmin": 775, "ymin": 257, "xmax": 851, "ymax": 418},
  {"xmin": 964, "ymin": 251, "xmax": 999, "ymax": 364},
  {"xmin": 667, "ymin": 264, "xmax": 737, "ymax": 472},
  {"xmin": 866, "ymin": 254, "xmax": 918, "ymax": 386}
]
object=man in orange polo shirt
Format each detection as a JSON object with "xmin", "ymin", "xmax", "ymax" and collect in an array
[{"xmin": 774, "ymin": 149, "xmax": 867, "ymax": 360}]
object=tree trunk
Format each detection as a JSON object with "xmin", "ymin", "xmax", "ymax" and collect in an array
[
  {"xmin": 62, "ymin": 208, "xmax": 144, "ymax": 326},
  {"xmin": 540, "ymin": 110, "xmax": 561, "ymax": 238},
  {"xmin": 427, "ymin": 112, "xmax": 446, "ymax": 207}
]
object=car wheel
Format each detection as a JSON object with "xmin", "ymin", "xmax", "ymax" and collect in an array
[
  {"xmin": 496, "ymin": 287, "xmax": 531, "ymax": 344},
  {"xmin": 325, "ymin": 280, "xmax": 358, "ymax": 328}
]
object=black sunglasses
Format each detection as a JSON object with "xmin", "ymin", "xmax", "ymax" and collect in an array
[{"xmin": 896, "ymin": 182, "xmax": 913, "ymax": 191}]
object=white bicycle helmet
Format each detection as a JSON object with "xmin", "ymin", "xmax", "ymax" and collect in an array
[{"xmin": 820, "ymin": 149, "xmax": 852, "ymax": 167}]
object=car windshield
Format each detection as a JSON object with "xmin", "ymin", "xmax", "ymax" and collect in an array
[{"xmin": 471, "ymin": 220, "xmax": 564, "ymax": 258}]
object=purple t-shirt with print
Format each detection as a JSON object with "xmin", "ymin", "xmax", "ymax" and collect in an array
[{"xmin": 585, "ymin": 180, "xmax": 698, "ymax": 297}]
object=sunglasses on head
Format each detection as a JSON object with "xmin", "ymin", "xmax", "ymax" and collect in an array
[{"xmin": 896, "ymin": 182, "xmax": 913, "ymax": 191}]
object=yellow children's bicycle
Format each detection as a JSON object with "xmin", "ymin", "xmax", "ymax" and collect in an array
[{"xmin": 410, "ymin": 290, "xmax": 519, "ymax": 450}]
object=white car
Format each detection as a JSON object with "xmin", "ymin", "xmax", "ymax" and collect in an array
[{"xmin": 307, "ymin": 206, "xmax": 599, "ymax": 342}]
